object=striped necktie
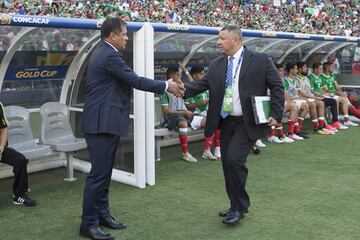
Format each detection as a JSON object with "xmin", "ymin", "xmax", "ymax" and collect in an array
[{"xmin": 220, "ymin": 56, "xmax": 234, "ymax": 119}]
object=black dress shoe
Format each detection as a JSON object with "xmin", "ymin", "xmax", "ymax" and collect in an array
[
  {"xmin": 79, "ymin": 227, "xmax": 114, "ymax": 240},
  {"xmin": 252, "ymin": 145, "xmax": 261, "ymax": 155},
  {"xmin": 222, "ymin": 211, "xmax": 245, "ymax": 225},
  {"xmin": 100, "ymin": 216, "xmax": 127, "ymax": 230},
  {"xmin": 219, "ymin": 208, "xmax": 248, "ymax": 217}
]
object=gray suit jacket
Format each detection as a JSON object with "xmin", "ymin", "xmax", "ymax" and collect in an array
[{"xmin": 184, "ymin": 48, "xmax": 284, "ymax": 140}]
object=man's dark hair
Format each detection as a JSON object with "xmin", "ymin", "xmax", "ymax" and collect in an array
[
  {"xmin": 286, "ymin": 63, "xmax": 296, "ymax": 72},
  {"xmin": 220, "ymin": 25, "xmax": 243, "ymax": 38},
  {"xmin": 166, "ymin": 67, "xmax": 179, "ymax": 80},
  {"xmin": 323, "ymin": 62, "xmax": 331, "ymax": 72},
  {"xmin": 275, "ymin": 63, "xmax": 285, "ymax": 70},
  {"xmin": 297, "ymin": 61, "xmax": 307, "ymax": 69},
  {"xmin": 312, "ymin": 62, "xmax": 322, "ymax": 70},
  {"xmin": 101, "ymin": 18, "xmax": 126, "ymax": 39},
  {"xmin": 189, "ymin": 66, "xmax": 204, "ymax": 75}
]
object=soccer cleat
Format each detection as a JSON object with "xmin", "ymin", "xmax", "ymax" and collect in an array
[
  {"xmin": 343, "ymin": 121, "xmax": 359, "ymax": 127},
  {"xmin": 13, "ymin": 194, "xmax": 36, "ymax": 207},
  {"xmin": 267, "ymin": 136, "xmax": 284, "ymax": 143},
  {"xmin": 332, "ymin": 121, "xmax": 341, "ymax": 129},
  {"xmin": 288, "ymin": 133, "xmax": 304, "ymax": 140},
  {"xmin": 279, "ymin": 136, "xmax": 294, "ymax": 143},
  {"xmin": 349, "ymin": 115, "xmax": 360, "ymax": 123},
  {"xmin": 182, "ymin": 153, "xmax": 197, "ymax": 163},
  {"xmin": 339, "ymin": 123, "xmax": 349, "ymax": 130},
  {"xmin": 325, "ymin": 124, "xmax": 338, "ymax": 132},
  {"xmin": 202, "ymin": 150, "xmax": 217, "ymax": 160},
  {"xmin": 252, "ymin": 145, "xmax": 261, "ymax": 155},
  {"xmin": 214, "ymin": 147, "xmax": 221, "ymax": 159},
  {"xmin": 322, "ymin": 128, "xmax": 336, "ymax": 135},
  {"xmin": 255, "ymin": 139, "xmax": 266, "ymax": 147},
  {"xmin": 314, "ymin": 129, "xmax": 330, "ymax": 135}
]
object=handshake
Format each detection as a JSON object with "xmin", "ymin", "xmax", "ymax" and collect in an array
[{"xmin": 167, "ymin": 79, "xmax": 186, "ymax": 97}]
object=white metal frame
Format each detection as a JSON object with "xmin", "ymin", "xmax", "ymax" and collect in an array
[
  {"xmin": 277, "ymin": 40, "xmax": 314, "ymax": 63},
  {"xmin": 321, "ymin": 42, "xmax": 355, "ymax": 63},
  {"xmin": 43, "ymin": 26, "xmax": 152, "ymax": 188},
  {"xmin": 0, "ymin": 27, "xmax": 37, "ymax": 88},
  {"xmin": 144, "ymin": 23, "xmax": 156, "ymax": 186},
  {"xmin": 301, "ymin": 42, "xmax": 334, "ymax": 62}
]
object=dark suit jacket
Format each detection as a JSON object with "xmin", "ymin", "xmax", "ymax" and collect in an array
[
  {"xmin": 185, "ymin": 48, "xmax": 284, "ymax": 140},
  {"xmin": 82, "ymin": 41, "xmax": 166, "ymax": 137}
]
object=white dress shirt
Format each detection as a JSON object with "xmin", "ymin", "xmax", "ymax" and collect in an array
[{"xmin": 229, "ymin": 46, "xmax": 244, "ymax": 116}]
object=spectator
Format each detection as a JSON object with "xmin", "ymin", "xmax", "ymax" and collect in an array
[{"xmin": 0, "ymin": 102, "xmax": 37, "ymax": 207}]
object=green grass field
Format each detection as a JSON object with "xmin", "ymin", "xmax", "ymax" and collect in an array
[{"xmin": 0, "ymin": 127, "xmax": 360, "ymax": 240}]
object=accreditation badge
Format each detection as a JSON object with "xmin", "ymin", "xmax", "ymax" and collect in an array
[{"xmin": 223, "ymin": 87, "xmax": 233, "ymax": 112}]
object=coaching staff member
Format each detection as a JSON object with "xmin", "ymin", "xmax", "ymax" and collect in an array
[
  {"xmin": 184, "ymin": 25, "xmax": 284, "ymax": 225},
  {"xmin": 80, "ymin": 18, "xmax": 184, "ymax": 240}
]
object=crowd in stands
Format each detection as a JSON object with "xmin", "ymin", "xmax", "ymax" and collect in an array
[{"xmin": 0, "ymin": 1, "xmax": 359, "ymax": 37}]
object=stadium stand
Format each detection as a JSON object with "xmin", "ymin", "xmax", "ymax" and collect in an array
[{"xmin": 0, "ymin": 0, "xmax": 359, "ymax": 37}]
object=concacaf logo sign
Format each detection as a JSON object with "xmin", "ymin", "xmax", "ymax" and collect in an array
[
  {"xmin": 167, "ymin": 24, "xmax": 190, "ymax": 31},
  {"xmin": 97, "ymin": 19, "xmax": 104, "ymax": 29},
  {"xmin": 0, "ymin": 14, "xmax": 12, "ymax": 25},
  {"xmin": 0, "ymin": 14, "xmax": 50, "ymax": 25},
  {"xmin": 12, "ymin": 16, "xmax": 50, "ymax": 24}
]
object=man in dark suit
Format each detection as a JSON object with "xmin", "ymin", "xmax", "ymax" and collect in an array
[
  {"xmin": 80, "ymin": 18, "xmax": 184, "ymax": 240},
  {"xmin": 184, "ymin": 25, "xmax": 284, "ymax": 225}
]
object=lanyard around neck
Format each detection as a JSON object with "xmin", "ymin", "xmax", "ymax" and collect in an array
[{"xmin": 231, "ymin": 49, "xmax": 245, "ymax": 84}]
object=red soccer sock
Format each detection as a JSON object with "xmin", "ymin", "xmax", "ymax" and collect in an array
[
  {"xmin": 288, "ymin": 120, "xmax": 295, "ymax": 135},
  {"xmin": 179, "ymin": 128, "xmax": 189, "ymax": 154},
  {"xmin": 312, "ymin": 119, "xmax": 319, "ymax": 129},
  {"xmin": 349, "ymin": 106, "xmax": 360, "ymax": 119},
  {"xmin": 298, "ymin": 117, "xmax": 304, "ymax": 129},
  {"xmin": 204, "ymin": 135, "xmax": 214, "ymax": 151},
  {"xmin": 294, "ymin": 122, "xmax": 301, "ymax": 134},
  {"xmin": 276, "ymin": 125, "xmax": 284, "ymax": 138},
  {"xmin": 318, "ymin": 117, "xmax": 325, "ymax": 127},
  {"xmin": 214, "ymin": 129, "xmax": 221, "ymax": 148},
  {"xmin": 269, "ymin": 126, "xmax": 275, "ymax": 137}
]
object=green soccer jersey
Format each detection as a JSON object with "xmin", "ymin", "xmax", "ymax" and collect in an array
[
  {"xmin": 160, "ymin": 92, "xmax": 187, "ymax": 111},
  {"xmin": 284, "ymin": 77, "xmax": 299, "ymax": 97},
  {"xmin": 283, "ymin": 78, "xmax": 289, "ymax": 91},
  {"xmin": 185, "ymin": 91, "xmax": 209, "ymax": 113},
  {"xmin": 308, "ymin": 73, "xmax": 324, "ymax": 93},
  {"xmin": 320, "ymin": 73, "xmax": 337, "ymax": 93}
]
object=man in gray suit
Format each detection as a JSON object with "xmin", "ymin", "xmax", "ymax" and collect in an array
[
  {"xmin": 184, "ymin": 25, "xmax": 284, "ymax": 225},
  {"xmin": 80, "ymin": 18, "xmax": 184, "ymax": 240}
]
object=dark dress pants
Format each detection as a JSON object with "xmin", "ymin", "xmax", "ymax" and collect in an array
[
  {"xmin": 322, "ymin": 97, "xmax": 338, "ymax": 122},
  {"xmin": 219, "ymin": 116, "xmax": 254, "ymax": 212},
  {"xmin": 81, "ymin": 133, "xmax": 120, "ymax": 229},
  {"xmin": 1, "ymin": 147, "xmax": 29, "ymax": 198}
]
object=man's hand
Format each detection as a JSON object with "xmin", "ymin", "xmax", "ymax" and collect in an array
[
  {"xmin": 267, "ymin": 116, "xmax": 278, "ymax": 126},
  {"xmin": 184, "ymin": 111, "xmax": 193, "ymax": 118},
  {"xmin": 167, "ymin": 79, "xmax": 185, "ymax": 97}
]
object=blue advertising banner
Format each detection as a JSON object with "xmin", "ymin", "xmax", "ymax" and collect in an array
[{"xmin": 4, "ymin": 65, "xmax": 68, "ymax": 81}]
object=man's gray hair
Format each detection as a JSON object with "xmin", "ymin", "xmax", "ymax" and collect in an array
[{"xmin": 220, "ymin": 25, "xmax": 243, "ymax": 38}]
